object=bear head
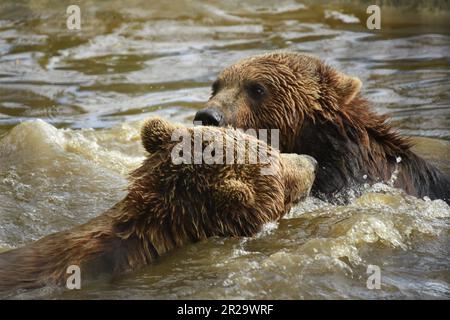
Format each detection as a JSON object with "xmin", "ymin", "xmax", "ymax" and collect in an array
[
  {"xmin": 194, "ymin": 52, "xmax": 363, "ymax": 151},
  {"xmin": 116, "ymin": 117, "xmax": 316, "ymax": 254}
]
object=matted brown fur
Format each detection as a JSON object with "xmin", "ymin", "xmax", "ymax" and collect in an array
[
  {"xmin": 196, "ymin": 52, "xmax": 450, "ymax": 203},
  {"xmin": 0, "ymin": 117, "xmax": 316, "ymax": 293}
]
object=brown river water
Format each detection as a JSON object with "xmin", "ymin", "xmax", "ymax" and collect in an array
[{"xmin": 0, "ymin": 0, "xmax": 449, "ymax": 299}]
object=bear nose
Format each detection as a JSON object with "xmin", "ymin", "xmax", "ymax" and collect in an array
[{"xmin": 194, "ymin": 108, "xmax": 223, "ymax": 126}]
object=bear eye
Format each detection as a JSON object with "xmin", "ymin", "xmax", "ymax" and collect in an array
[
  {"xmin": 211, "ymin": 80, "xmax": 221, "ymax": 96},
  {"xmin": 246, "ymin": 83, "xmax": 266, "ymax": 100}
]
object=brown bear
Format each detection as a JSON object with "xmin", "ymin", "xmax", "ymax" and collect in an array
[
  {"xmin": 0, "ymin": 117, "xmax": 316, "ymax": 293},
  {"xmin": 194, "ymin": 52, "xmax": 450, "ymax": 204}
]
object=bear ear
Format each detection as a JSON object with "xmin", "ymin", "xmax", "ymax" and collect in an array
[
  {"xmin": 141, "ymin": 117, "xmax": 177, "ymax": 153},
  {"xmin": 212, "ymin": 179, "xmax": 255, "ymax": 208},
  {"xmin": 335, "ymin": 73, "xmax": 362, "ymax": 105}
]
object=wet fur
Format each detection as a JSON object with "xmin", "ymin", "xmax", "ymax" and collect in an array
[
  {"xmin": 0, "ymin": 118, "xmax": 315, "ymax": 293},
  {"xmin": 202, "ymin": 52, "xmax": 450, "ymax": 203}
]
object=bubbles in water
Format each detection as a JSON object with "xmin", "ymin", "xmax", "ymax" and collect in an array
[
  {"xmin": 255, "ymin": 221, "xmax": 279, "ymax": 238},
  {"xmin": 387, "ymin": 155, "xmax": 402, "ymax": 187}
]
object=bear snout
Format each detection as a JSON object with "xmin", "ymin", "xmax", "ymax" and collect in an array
[{"xmin": 194, "ymin": 108, "xmax": 223, "ymax": 126}]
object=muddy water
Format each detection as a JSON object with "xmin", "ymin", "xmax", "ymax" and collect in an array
[{"xmin": 0, "ymin": 0, "xmax": 449, "ymax": 299}]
